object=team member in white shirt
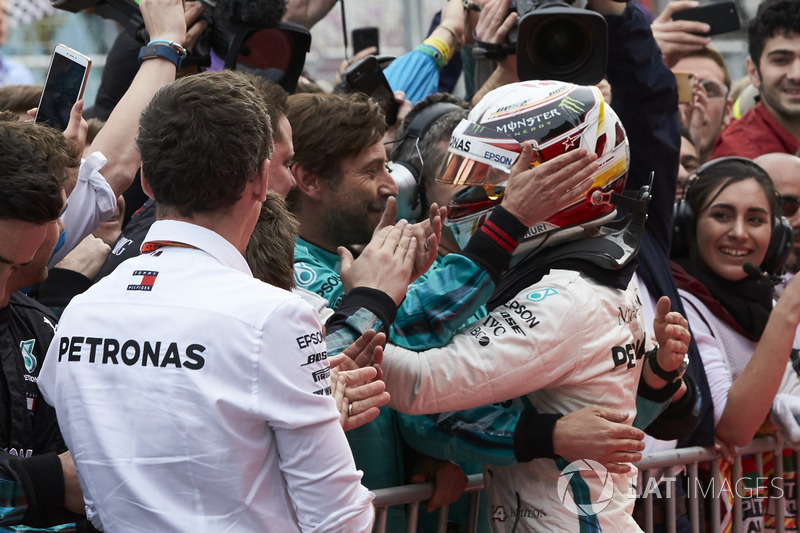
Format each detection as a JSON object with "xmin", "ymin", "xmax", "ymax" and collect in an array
[{"xmin": 39, "ymin": 68, "xmax": 375, "ymax": 532}]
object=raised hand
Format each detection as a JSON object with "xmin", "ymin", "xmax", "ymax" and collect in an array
[
  {"xmin": 652, "ymin": 295, "xmax": 691, "ymax": 374},
  {"xmin": 338, "ymin": 329, "xmax": 386, "ymax": 373},
  {"xmin": 474, "ymin": 0, "xmax": 517, "ymax": 45},
  {"xmin": 339, "ymin": 220, "xmax": 416, "ymax": 306},
  {"xmin": 407, "ymin": 202, "xmax": 445, "ymax": 282},
  {"xmin": 650, "ymin": 1, "xmax": 711, "ymax": 68}
]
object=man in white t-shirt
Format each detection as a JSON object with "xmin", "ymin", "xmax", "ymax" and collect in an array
[{"xmin": 38, "ymin": 68, "xmax": 375, "ymax": 532}]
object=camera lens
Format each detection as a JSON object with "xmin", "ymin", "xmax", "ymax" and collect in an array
[
  {"xmin": 527, "ymin": 15, "xmax": 590, "ymax": 75},
  {"xmin": 514, "ymin": 5, "xmax": 607, "ymax": 85}
]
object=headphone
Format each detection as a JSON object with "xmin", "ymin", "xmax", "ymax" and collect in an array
[
  {"xmin": 672, "ymin": 156, "xmax": 793, "ymax": 275},
  {"xmin": 389, "ymin": 102, "xmax": 464, "ymax": 221}
]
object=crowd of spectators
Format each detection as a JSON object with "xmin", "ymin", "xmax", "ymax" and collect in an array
[{"xmin": 4, "ymin": 0, "xmax": 800, "ymax": 531}]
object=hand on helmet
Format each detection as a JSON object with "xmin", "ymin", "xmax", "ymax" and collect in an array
[{"xmin": 500, "ymin": 142, "xmax": 598, "ymax": 228}]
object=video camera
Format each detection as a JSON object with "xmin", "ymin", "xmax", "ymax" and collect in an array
[
  {"xmin": 49, "ymin": 0, "xmax": 311, "ymax": 92},
  {"xmin": 475, "ymin": 0, "xmax": 611, "ymax": 85}
]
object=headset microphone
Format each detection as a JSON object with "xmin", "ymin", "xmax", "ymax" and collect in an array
[{"xmin": 743, "ymin": 262, "xmax": 770, "ymax": 282}]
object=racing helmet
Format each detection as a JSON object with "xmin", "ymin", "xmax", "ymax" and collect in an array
[{"xmin": 439, "ymin": 80, "xmax": 630, "ymax": 254}]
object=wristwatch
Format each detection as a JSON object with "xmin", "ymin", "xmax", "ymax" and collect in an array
[
  {"xmin": 646, "ymin": 347, "xmax": 689, "ymax": 383},
  {"xmin": 138, "ymin": 43, "xmax": 184, "ymax": 70}
]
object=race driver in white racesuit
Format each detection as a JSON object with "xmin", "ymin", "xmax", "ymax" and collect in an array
[{"xmin": 375, "ymin": 81, "xmax": 692, "ymax": 532}]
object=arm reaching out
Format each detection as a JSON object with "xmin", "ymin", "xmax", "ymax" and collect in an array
[
  {"xmin": 650, "ymin": 0, "xmax": 711, "ymax": 68},
  {"xmin": 90, "ymin": 0, "xmax": 198, "ymax": 198},
  {"xmin": 283, "ymin": 0, "xmax": 338, "ymax": 29},
  {"xmin": 329, "ymin": 354, "xmax": 390, "ymax": 431},
  {"xmin": 552, "ymin": 406, "xmax": 645, "ymax": 474}
]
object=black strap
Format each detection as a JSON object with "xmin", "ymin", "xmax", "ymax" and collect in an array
[{"xmin": 471, "ymin": 37, "xmax": 515, "ymax": 61}]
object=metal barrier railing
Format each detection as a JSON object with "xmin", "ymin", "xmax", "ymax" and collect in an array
[
  {"xmin": 371, "ymin": 436, "xmax": 796, "ymax": 533},
  {"xmin": 372, "ymin": 473, "xmax": 485, "ymax": 533}
]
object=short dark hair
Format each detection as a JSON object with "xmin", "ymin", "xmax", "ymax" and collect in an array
[
  {"xmin": 244, "ymin": 193, "xmax": 299, "ymax": 290},
  {"xmin": 241, "ymin": 73, "xmax": 289, "ymax": 142},
  {"xmin": 391, "ymin": 93, "xmax": 470, "ymax": 194},
  {"xmin": 0, "ymin": 116, "xmax": 68, "ymax": 223},
  {"xmin": 286, "ymin": 92, "xmax": 386, "ymax": 187},
  {"xmin": 0, "ymin": 84, "xmax": 42, "ymax": 115},
  {"xmin": 687, "ymin": 158, "xmax": 780, "ymax": 227},
  {"xmin": 136, "ymin": 70, "xmax": 272, "ymax": 217},
  {"xmin": 682, "ymin": 46, "xmax": 732, "ymax": 91},
  {"xmin": 748, "ymin": 0, "xmax": 800, "ymax": 68}
]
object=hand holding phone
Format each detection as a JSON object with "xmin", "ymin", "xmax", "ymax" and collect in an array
[
  {"xmin": 352, "ymin": 27, "xmax": 380, "ymax": 56},
  {"xmin": 673, "ymin": 71, "xmax": 696, "ymax": 104},
  {"xmin": 672, "ymin": 1, "xmax": 741, "ymax": 36},
  {"xmin": 34, "ymin": 44, "xmax": 91, "ymax": 132},
  {"xmin": 343, "ymin": 55, "xmax": 399, "ymax": 126}
]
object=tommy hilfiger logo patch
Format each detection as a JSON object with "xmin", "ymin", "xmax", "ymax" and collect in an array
[{"xmin": 127, "ymin": 270, "xmax": 159, "ymax": 291}]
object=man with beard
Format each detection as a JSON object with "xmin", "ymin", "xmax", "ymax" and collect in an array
[
  {"xmin": 285, "ymin": 90, "xmax": 600, "ymax": 528},
  {"xmin": 712, "ymin": 0, "xmax": 800, "ymax": 159},
  {"xmin": 286, "ymin": 92, "xmax": 594, "ymax": 330}
]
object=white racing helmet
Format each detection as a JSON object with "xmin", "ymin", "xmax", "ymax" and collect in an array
[{"xmin": 439, "ymin": 80, "xmax": 630, "ymax": 254}]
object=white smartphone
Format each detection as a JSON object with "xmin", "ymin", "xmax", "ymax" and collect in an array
[{"xmin": 34, "ymin": 44, "xmax": 91, "ymax": 131}]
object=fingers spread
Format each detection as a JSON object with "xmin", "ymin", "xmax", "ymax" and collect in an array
[{"xmin": 341, "ymin": 329, "xmax": 378, "ymax": 365}]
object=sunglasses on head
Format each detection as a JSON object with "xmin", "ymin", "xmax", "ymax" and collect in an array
[{"xmin": 781, "ymin": 194, "xmax": 800, "ymax": 217}]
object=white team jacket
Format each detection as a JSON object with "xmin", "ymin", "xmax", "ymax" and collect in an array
[
  {"xmin": 382, "ymin": 268, "xmax": 648, "ymax": 532},
  {"xmin": 39, "ymin": 220, "xmax": 374, "ymax": 533}
]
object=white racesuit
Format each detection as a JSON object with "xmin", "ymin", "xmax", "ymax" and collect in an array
[
  {"xmin": 39, "ymin": 220, "xmax": 374, "ymax": 533},
  {"xmin": 382, "ymin": 268, "xmax": 648, "ymax": 532}
]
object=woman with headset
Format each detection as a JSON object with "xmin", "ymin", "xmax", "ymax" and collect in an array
[
  {"xmin": 673, "ymin": 157, "xmax": 800, "ymax": 447},
  {"xmin": 671, "ymin": 157, "xmax": 800, "ymax": 527}
]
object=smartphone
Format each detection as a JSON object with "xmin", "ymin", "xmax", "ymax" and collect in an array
[
  {"xmin": 673, "ymin": 71, "xmax": 696, "ymax": 104},
  {"xmin": 673, "ymin": 1, "xmax": 741, "ymax": 36},
  {"xmin": 34, "ymin": 44, "xmax": 92, "ymax": 131},
  {"xmin": 352, "ymin": 27, "xmax": 380, "ymax": 56},
  {"xmin": 344, "ymin": 55, "xmax": 399, "ymax": 126}
]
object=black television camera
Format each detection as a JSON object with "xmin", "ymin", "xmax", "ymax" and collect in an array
[
  {"xmin": 49, "ymin": 0, "xmax": 311, "ymax": 92},
  {"xmin": 475, "ymin": 0, "xmax": 611, "ymax": 85}
]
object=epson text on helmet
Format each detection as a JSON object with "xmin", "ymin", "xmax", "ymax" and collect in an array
[{"xmin": 483, "ymin": 151, "xmax": 514, "ymax": 166}]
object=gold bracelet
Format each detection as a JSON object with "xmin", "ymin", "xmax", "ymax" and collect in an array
[{"xmin": 436, "ymin": 23, "xmax": 463, "ymax": 49}]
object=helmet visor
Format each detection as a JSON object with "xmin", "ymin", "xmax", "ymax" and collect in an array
[
  {"xmin": 436, "ymin": 119, "xmax": 528, "ymax": 187},
  {"xmin": 437, "ymin": 152, "xmax": 512, "ymax": 187}
]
